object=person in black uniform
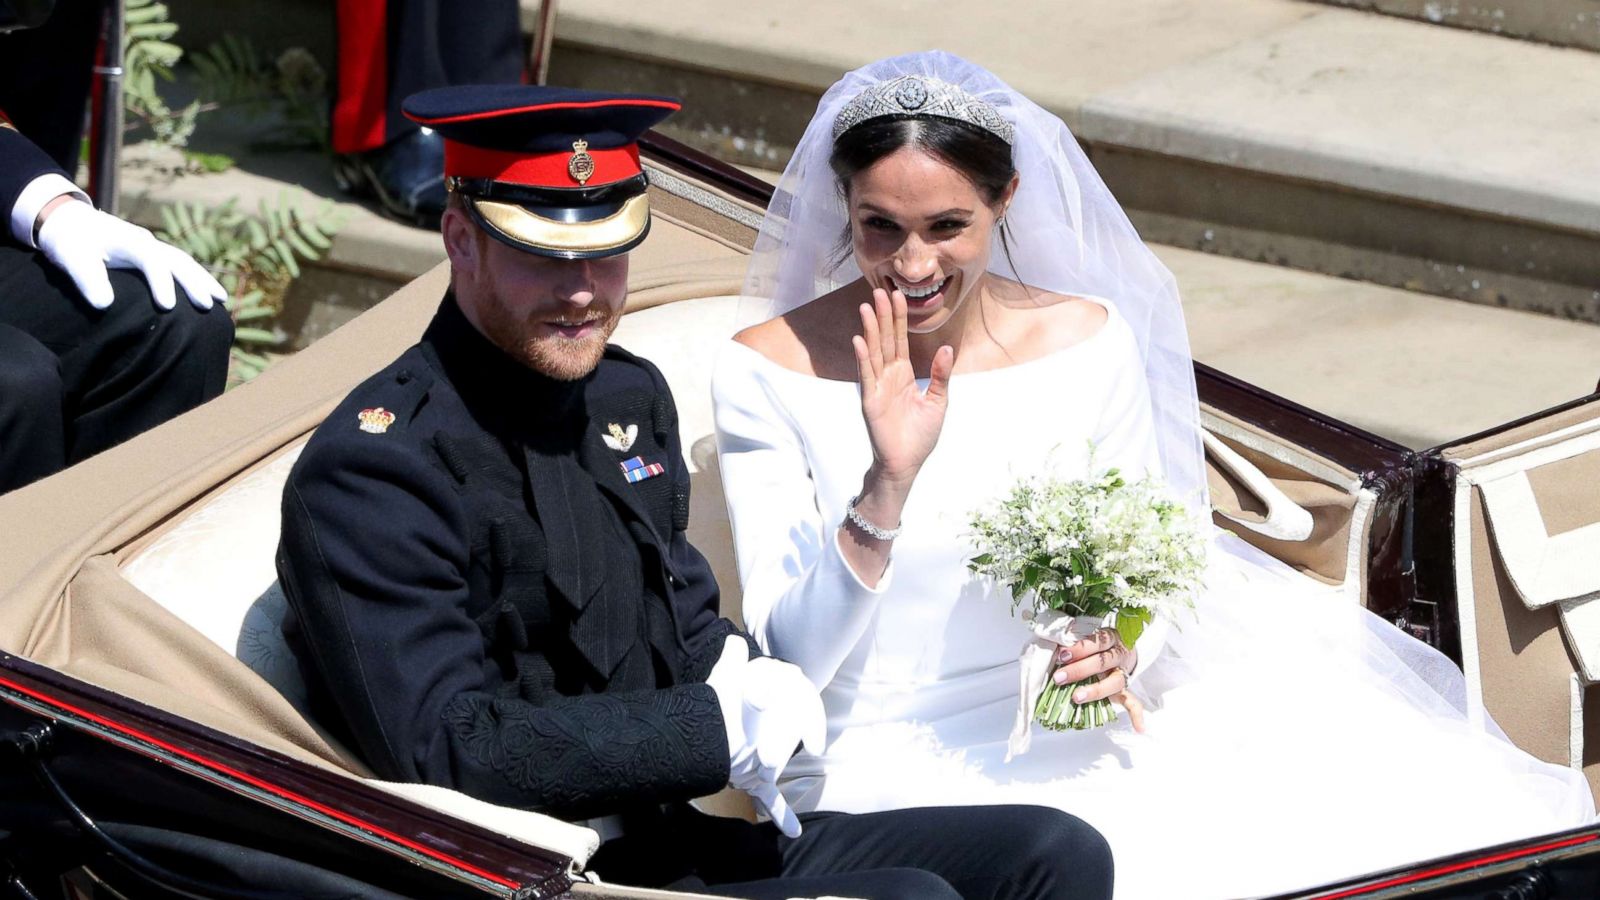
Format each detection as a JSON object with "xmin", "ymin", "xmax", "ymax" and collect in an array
[
  {"xmin": 276, "ymin": 85, "xmax": 1116, "ymax": 900},
  {"xmin": 0, "ymin": 0, "xmax": 101, "ymax": 171},
  {"xmin": 0, "ymin": 0, "xmax": 233, "ymax": 495},
  {"xmin": 330, "ymin": 0, "xmax": 523, "ymax": 227}
]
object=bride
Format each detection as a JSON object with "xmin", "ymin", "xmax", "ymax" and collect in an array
[{"xmin": 710, "ymin": 51, "xmax": 1595, "ymax": 898}]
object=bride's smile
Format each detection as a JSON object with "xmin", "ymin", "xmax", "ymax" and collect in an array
[{"xmin": 845, "ymin": 143, "xmax": 1015, "ymax": 335}]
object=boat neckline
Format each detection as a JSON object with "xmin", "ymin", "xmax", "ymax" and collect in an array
[{"xmin": 723, "ymin": 295, "xmax": 1120, "ymax": 385}]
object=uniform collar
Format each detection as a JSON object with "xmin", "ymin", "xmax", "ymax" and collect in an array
[{"xmin": 422, "ymin": 292, "xmax": 592, "ymax": 426}]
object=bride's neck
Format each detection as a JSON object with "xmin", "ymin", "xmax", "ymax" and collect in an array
[{"xmin": 906, "ymin": 275, "xmax": 1029, "ymax": 372}]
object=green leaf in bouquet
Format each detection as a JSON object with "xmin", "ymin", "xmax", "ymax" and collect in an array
[
  {"xmin": 1023, "ymin": 562, "xmax": 1056, "ymax": 596},
  {"xmin": 1115, "ymin": 606, "xmax": 1153, "ymax": 651}
]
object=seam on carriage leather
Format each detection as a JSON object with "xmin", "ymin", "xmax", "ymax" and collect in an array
[
  {"xmin": 1344, "ymin": 487, "xmax": 1377, "ymax": 603},
  {"xmin": 648, "ymin": 206, "xmax": 751, "ymax": 254},
  {"xmin": 644, "ymin": 164, "xmax": 766, "ymax": 233},
  {"xmin": 1452, "ymin": 417, "xmax": 1600, "ymax": 471},
  {"xmin": 1459, "ymin": 428, "xmax": 1600, "ymax": 485},
  {"xmin": 1199, "ymin": 411, "xmax": 1359, "ymax": 490},
  {"xmin": 1454, "ymin": 478, "xmax": 1488, "ymax": 730},
  {"xmin": 1557, "ymin": 599, "xmax": 1600, "ymax": 683},
  {"xmin": 1571, "ymin": 673, "xmax": 1584, "ymax": 771},
  {"xmin": 1474, "ymin": 470, "xmax": 1600, "ymax": 611}
]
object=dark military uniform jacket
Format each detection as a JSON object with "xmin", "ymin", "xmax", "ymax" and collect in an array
[
  {"xmin": 277, "ymin": 296, "xmax": 747, "ymax": 822},
  {"xmin": 0, "ymin": 111, "xmax": 70, "ymax": 246}
]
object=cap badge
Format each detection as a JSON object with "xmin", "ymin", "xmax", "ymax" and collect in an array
[
  {"xmin": 568, "ymin": 138, "xmax": 595, "ymax": 185},
  {"xmin": 603, "ymin": 422, "xmax": 638, "ymax": 452},
  {"xmin": 358, "ymin": 407, "xmax": 396, "ymax": 434}
]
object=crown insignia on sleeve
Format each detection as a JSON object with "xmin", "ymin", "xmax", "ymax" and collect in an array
[
  {"xmin": 358, "ymin": 407, "xmax": 396, "ymax": 434},
  {"xmin": 568, "ymin": 138, "xmax": 595, "ymax": 185}
]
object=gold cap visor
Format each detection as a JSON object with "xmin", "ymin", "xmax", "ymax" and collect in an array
[{"xmin": 467, "ymin": 193, "xmax": 651, "ymax": 259}]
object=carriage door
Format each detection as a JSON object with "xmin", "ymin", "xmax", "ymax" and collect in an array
[{"xmin": 1428, "ymin": 394, "xmax": 1600, "ymax": 798}]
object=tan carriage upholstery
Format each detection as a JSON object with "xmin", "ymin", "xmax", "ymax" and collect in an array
[
  {"xmin": 1200, "ymin": 406, "xmax": 1373, "ymax": 597},
  {"xmin": 1442, "ymin": 401, "xmax": 1600, "ymax": 798}
]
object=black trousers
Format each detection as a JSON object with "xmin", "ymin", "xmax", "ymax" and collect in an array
[
  {"xmin": 0, "ymin": 245, "xmax": 233, "ymax": 494},
  {"xmin": 588, "ymin": 804, "xmax": 1113, "ymax": 900},
  {"xmin": 332, "ymin": 0, "xmax": 523, "ymax": 154},
  {"xmin": 0, "ymin": 0, "xmax": 103, "ymax": 170}
]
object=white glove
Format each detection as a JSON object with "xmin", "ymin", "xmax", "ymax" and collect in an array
[
  {"xmin": 34, "ymin": 200, "xmax": 227, "ymax": 312},
  {"xmin": 705, "ymin": 635, "xmax": 826, "ymax": 838}
]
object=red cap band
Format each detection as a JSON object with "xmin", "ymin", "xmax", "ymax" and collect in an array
[{"xmin": 444, "ymin": 141, "xmax": 642, "ymax": 188}]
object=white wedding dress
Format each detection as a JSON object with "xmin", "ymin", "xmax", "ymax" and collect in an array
[{"xmin": 712, "ymin": 298, "xmax": 1595, "ymax": 899}]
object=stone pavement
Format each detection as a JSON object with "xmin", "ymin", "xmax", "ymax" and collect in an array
[
  {"xmin": 539, "ymin": 0, "xmax": 1600, "ymax": 318},
  {"xmin": 118, "ymin": 139, "xmax": 1600, "ymax": 451},
  {"xmin": 1166, "ymin": 245, "xmax": 1600, "ymax": 449},
  {"xmin": 119, "ymin": 0, "xmax": 1600, "ymax": 449}
]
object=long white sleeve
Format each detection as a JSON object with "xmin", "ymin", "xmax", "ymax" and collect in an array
[{"xmin": 712, "ymin": 345, "xmax": 894, "ymax": 689}]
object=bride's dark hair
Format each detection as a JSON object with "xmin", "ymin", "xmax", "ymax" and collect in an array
[{"xmin": 827, "ymin": 116, "xmax": 1018, "ymax": 273}]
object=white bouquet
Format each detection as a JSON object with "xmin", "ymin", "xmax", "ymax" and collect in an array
[{"xmin": 968, "ymin": 464, "xmax": 1205, "ymax": 754}]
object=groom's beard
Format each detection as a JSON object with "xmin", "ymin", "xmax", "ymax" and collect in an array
[{"xmin": 476, "ymin": 284, "xmax": 622, "ymax": 382}]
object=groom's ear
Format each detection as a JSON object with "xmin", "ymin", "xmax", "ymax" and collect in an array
[{"xmin": 442, "ymin": 204, "xmax": 482, "ymax": 278}]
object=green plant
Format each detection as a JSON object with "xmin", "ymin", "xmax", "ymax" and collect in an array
[
  {"xmin": 157, "ymin": 197, "xmax": 342, "ymax": 384},
  {"xmin": 119, "ymin": 4, "xmax": 343, "ymax": 385},
  {"xmin": 122, "ymin": 0, "xmax": 205, "ymax": 151},
  {"xmin": 191, "ymin": 35, "xmax": 330, "ymax": 150}
]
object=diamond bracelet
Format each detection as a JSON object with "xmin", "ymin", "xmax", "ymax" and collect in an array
[{"xmin": 845, "ymin": 494, "xmax": 903, "ymax": 541}]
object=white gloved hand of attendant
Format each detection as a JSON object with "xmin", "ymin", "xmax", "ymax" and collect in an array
[
  {"xmin": 34, "ymin": 199, "xmax": 227, "ymax": 312},
  {"xmin": 705, "ymin": 635, "xmax": 827, "ymax": 838}
]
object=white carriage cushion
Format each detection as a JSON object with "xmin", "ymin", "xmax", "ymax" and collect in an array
[
  {"xmin": 611, "ymin": 295, "xmax": 747, "ymax": 618},
  {"xmin": 610, "ymin": 295, "xmax": 743, "ymax": 461},
  {"xmin": 121, "ymin": 443, "xmax": 313, "ymax": 713}
]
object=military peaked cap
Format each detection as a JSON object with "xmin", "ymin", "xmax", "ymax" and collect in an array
[{"xmin": 403, "ymin": 85, "xmax": 681, "ymax": 259}]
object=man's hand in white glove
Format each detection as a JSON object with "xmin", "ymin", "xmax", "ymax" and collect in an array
[
  {"xmin": 34, "ymin": 198, "xmax": 228, "ymax": 312},
  {"xmin": 705, "ymin": 635, "xmax": 826, "ymax": 839}
]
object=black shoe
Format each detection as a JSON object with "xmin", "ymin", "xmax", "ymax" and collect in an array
[{"xmin": 333, "ymin": 128, "xmax": 447, "ymax": 229}]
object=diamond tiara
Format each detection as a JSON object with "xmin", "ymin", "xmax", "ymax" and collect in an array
[{"xmin": 832, "ymin": 74, "xmax": 1014, "ymax": 146}]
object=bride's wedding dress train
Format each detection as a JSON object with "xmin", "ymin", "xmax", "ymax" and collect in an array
[{"xmin": 712, "ymin": 303, "xmax": 1595, "ymax": 899}]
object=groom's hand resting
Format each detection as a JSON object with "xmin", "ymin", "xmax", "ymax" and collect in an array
[
  {"xmin": 706, "ymin": 636, "xmax": 827, "ymax": 838},
  {"xmin": 1056, "ymin": 629, "xmax": 1146, "ymax": 733}
]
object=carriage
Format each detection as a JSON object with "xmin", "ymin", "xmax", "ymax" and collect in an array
[{"xmin": 2, "ymin": 134, "xmax": 1598, "ymax": 899}]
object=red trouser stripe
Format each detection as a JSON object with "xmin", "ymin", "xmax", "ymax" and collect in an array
[{"xmin": 332, "ymin": 0, "xmax": 388, "ymax": 154}]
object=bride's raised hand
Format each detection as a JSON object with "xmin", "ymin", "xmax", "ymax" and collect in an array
[{"xmin": 852, "ymin": 287, "xmax": 954, "ymax": 489}]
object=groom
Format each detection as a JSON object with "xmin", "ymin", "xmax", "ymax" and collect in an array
[{"xmin": 275, "ymin": 85, "xmax": 1113, "ymax": 900}]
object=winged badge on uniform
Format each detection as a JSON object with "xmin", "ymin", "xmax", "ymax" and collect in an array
[{"xmin": 603, "ymin": 422, "xmax": 638, "ymax": 452}]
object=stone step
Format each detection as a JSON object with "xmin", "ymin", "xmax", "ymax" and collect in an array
[
  {"xmin": 115, "ymin": 124, "xmax": 1600, "ymax": 451},
  {"xmin": 115, "ymin": 1, "xmax": 1600, "ymax": 450},
  {"xmin": 1311, "ymin": 0, "xmax": 1600, "ymax": 52},
  {"xmin": 529, "ymin": 0, "xmax": 1600, "ymax": 323},
  {"xmin": 159, "ymin": 0, "xmax": 1600, "ymax": 321}
]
